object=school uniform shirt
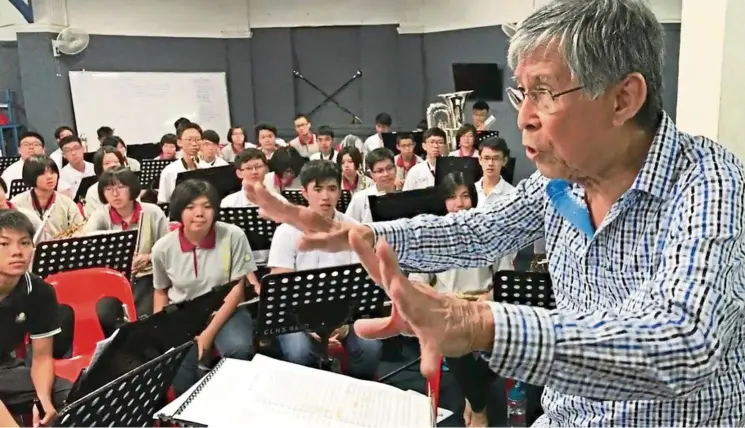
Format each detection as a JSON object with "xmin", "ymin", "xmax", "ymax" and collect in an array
[
  {"xmin": 125, "ymin": 157, "xmax": 141, "ymax": 172},
  {"xmin": 83, "ymin": 183, "xmax": 103, "ymax": 217},
  {"xmin": 276, "ymin": 138, "xmax": 288, "ymax": 147},
  {"xmin": 309, "ymin": 150, "xmax": 338, "ymax": 162},
  {"xmin": 363, "ymin": 134, "xmax": 383, "ymax": 156},
  {"xmin": 151, "ymin": 221, "xmax": 256, "ymax": 304},
  {"xmin": 84, "ymin": 201, "xmax": 169, "ymax": 277},
  {"xmin": 197, "ymin": 157, "xmax": 229, "ymax": 169},
  {"xmin": 268, "ymin": 211, "xmax": 360, "ymax": 271},
  {"xmin": 402, "ymin": 160, "xmax": 435, "ymax": 191},
  {"xmin": 5, "ymin": 201, "xmax": 42, "ymax": 233},
  {"xmin": 266, "ymin": 171, "xmax": 302, "ymax": 191},
  {"xmin": 289, "ymin": 135, "xmax": 319, "ymax": 158},
  {"xmin": 449, "ymin": 149, "xmax": 479, "ymax": 158},
  {"xmin": 11, "ymin": 190, "xmax": 84, "ymax": 242},
  {"xmin": 220, "ymin": 143, "xmax": 257, "ymax": 163},
  {"xmin": 58, "ymin": 161, "xmax": 95, "ymax": 197},
  {"xmin": 475, "ymin": 177, "xmax": 515, "ymax": 208},
  {"xmin": 394, "ymin": 154, "xmax": 422, "ymax": 183},
  {"xmin": 50, "ymin": 149, "xmax": 63, "ymax": 170},
  {"xmin": 344, "ymin": 184, "xmax": 386, "ymax": 223},
  {"xmin": 157, "ymin": 158, "xmax": 199, "ymax": 203},
  {"xmin": 0, "ymin": 160, "xmax": 24, "ymax": 189},
  {"xmin": 341, "ymin": 172, "xmax": 372, "ymax": 194},
  {"xmin": 408, "ymin": 255, "xmax": 514, "ymax": 295}
]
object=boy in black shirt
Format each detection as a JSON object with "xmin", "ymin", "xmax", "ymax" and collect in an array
[{"xmin": 0, "ymin": 209, "xmax": 71, "ymax": 425}]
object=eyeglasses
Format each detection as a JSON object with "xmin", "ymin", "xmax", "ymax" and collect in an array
[
  {"xmin": 181, "ymin": 138, "xmax": 201, "ymax": 143},
  {"xmin": 506, "ymin": 86, "xmax": 583, "ymax": 114},
  {"xmin": 62, "ymin": 146, "xmax": 83, "ymax": 155},
  {"xmin": 103, "ymin": 184, "xmax": 128, "ymax": 194},
  {"xmin": 20, "ymin": 142, "xmax": 42, "ymax": 148},
  {"xmin": 480, "ymin": 155, "xmax": 504, "ymax": 163},
  {"xmin": 240, "ymin": 165, "xmax": 265, "ymax": 172},
  {"xmin": 371, "ymin": 164, "xmax": 396, "ymax": 175}
]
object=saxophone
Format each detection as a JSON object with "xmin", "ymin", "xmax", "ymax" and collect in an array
[
  {"xmin": 425, "ymin": 91, "xmax": 473, "ymax": 150},
  {"xmin": 52, "ymin": 221, "xmax": 86, "ymax": 240}
]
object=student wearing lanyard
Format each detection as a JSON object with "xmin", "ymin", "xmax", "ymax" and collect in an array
[
  {"xmin": 0, "ymin": 178, "xmax": 41, "ymax": 232},
  {"xmin": 151, "ymin": 179, "xmax": 257, "ymax": 396},
  {"xmin": 84, "ymin": 167, "xmax": 169, "ymax": 317},
  {"xmin": 11, "ymin": 155, "xmax": 84, "ymax": 242},
  {"xmin": 450, "ymin": 124, "xmax": 479, "ymax": 158},
  {"xmin": 336, "ymin": 146, "xmax": 372, "ymax": 194},
  {"xmin": 267, "ymin": 160, "xmax": 381, "ymax": 380},
  {"xmin": 157, "ymin": 123, "xmax": 202, "ymax": 203},
  {"xmin": 83, "ymin": 146, "xmax": 126, "ymax": 217},
  {"xmin": 402, "ymin": 127, "xmax": 446, "ymax": 191},
  {"xmin": 345, "ymin": 148, "xmax": 398, "ymax": 223}
]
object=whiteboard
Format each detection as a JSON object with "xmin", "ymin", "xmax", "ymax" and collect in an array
[{"xmin": 68, "ymin": 71, "xmax": 231, "ymax": 148}]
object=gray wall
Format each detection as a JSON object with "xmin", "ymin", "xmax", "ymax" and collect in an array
[
  {"xmin": 0, "ymin": 41, "xmax": 26, "ymax": 148},
  {"xmin": 7, "ymin": 24, "xmax": 680, "ymax": 181}
]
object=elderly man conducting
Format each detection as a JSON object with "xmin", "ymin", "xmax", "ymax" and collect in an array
[{"xmin": 248, "ymin": 0, "xmax": 745, "ymax": 426}]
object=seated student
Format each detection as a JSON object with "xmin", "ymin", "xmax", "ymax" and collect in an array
[
  {"xmin": 267, "ymin": 160, "xmax": 382, "ymax": 379},
  {"xmin": 309, "ymin": 126, "xmax": 337, "ymax": 162},
  {"xmin": 151, "ymin": 180, "xmax": 257, "ymax": 396},
  {"xmin": 156, "ymin": 133, "xmax": 179, "ymax": 160},
  {"xmin": 476, "ymin": 137, "xmax": 514, "ymax": 207},
  {"xmin": 345, "ymin": 148, "xmax": 397, "ymax": 223},
  {"xmin": 96, "ymin": 126, "xmax": 114, "ymax": 144},
  {"xmin": 198, "ymin": 130, "xmax": 229, "ymax": 168},
  {"xmin": 289, "ymin": 114, "xmax": 318, "ymax": 158},
  {"xmin": 111, "ymin": 136, "xmax": 141, "ymax": 172},
  {"xmin": 83, "ymin": 146, "xmax": 126, "ymax": 217},
  {"xmin": 221, "ymin": 126, "xmax": 255, "ymax": 163},
  {"xmin": 84, "ymin": 167, "xmax": 169, "ymax": 316},
  {"xmin": 12, "ymin": 155, "xmax": 84, "ymax": 242},
  {"xmin": 1, "ymin": 131, "xmax": 46, "ymax": 188},
  {"xmin": 450, "ymin": 124, "xmax": 479, "ymax": 158},
  {"xmin": 255, "ymin": 123, "xmax": 279, "ymax": 161},
  {"xmin": 408, "ymin": 172, "xmax": 512, "ymax": 427},
  {"xmin": 0, "ymin": 210, "xmax": 72, "ymax": 425},
  {"xmin": 158, "ymin": 122, "xmax": 203, "ymax": 203},
  {"xmin": 0, "ymin": 178, "xmax": 41, "ymax": 232},
  {"xmin": 403, "ymin": 127, "xmax": 446, "ymax": 191},
  {"xmin": 393, "ymin": 132, "xmax": 422, "ymax": 189},
  {"xmin": 57, "ymin": 135, "xmax": 95, "ymax": 198},
  {"xmin": 50, "ymin": 126, "xmax": 74, "ymax": 169},
  {"xmin": 267, "ymin": 146, "xmax": 304, "ymax": 191},
  {"xmin": 336, "ymin": 146, "xmax": 372, "ymax": 194},
  {"xmin": 362, "ymin": 112, "xmax": 392, "ymax": 157}
]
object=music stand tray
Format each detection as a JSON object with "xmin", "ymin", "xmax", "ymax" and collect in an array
[
  {"xmin": 282, "ymin": 189, "xmax": 352, "ymax": 212},
  {"xmin": 257, "ymin": 264, "xmax": 388, "ymax": 370},
  {"xmin": 53, "ymin": 342, "xmax": 192, "ymax": 427},
  {"xmin": 32, "ymin": 229, "xmax": 139, "ymax": 278},
  {"xmin": 139, "ymin": 159, "xmax": 172, "ymax": 189},
  {"xmin": 9, "ymin": 179, "xmax": 29, "ymax": 199},
  {"xmin": 492, "ymin": 270, "xmax": 555, "ymax": 309},
  {"xmin": 369, "ymin": 188, "xmax": 446, "ymax": 222},
  {"xmin": 176, "ymin": 165, "xmax": 240, "ymax": 201},
  {"xmin": 219, "ymin": 207, "xmax": 277, "ymax": 252}
]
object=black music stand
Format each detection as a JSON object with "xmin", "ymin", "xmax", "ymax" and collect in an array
[
  {"xmin": 257, "ymin": 264, "xmax": 388, "ymax": 371},
  {"xmin": 139, "ymin": 159, "xmax": 172, "ymax": 189},
  {"xmin": 8, "ymin": 178, "xmax": 28, "ymax": 198},
  {"xmin": 53, "ymin": 342, "xmax": 192, "ymax": 427},
  {"xmin": 492, "ymin": 270, "xmax": 555, "ymax": 309},
  {"xmin": 476, "ymin": 130, "xmax": 500, "ymax": 146},
  {"xmin": 176, "ymin": 165, "xmax": 240, "ymax": 201},
  {"xmin": 74, "ymin": 175, "xmax": 98, "ymax": 204},
  {"xmin": 0, "ymin": 156, "xmax": 20, "ymax": 176},
  {"xmin": 281, "ymin": 189, "xmax": 352, "ymax": 212},
  {"xmin": 126, "ymin": 143, "xmax": 160, "ymax": 161},
  {"xmin": 337, "ymin": 189, "xmax": 352, "ymax": 212},
  {"xmin": 219, "ymin": 207, "xmax": 277, "ymax": 251},
  {"xmin": 32, "ymin": 229, "xmax": 138, "ymax": 278},
  {"xmin": 157, "ymin": 202, "xmax": 170, "ymax": 219},
  {"xmin": 382, "ymin": 131, "xmax": 425, "ymax": 158},
  {"xmin": 369, "ymin": 188, "xmax": 446, "ymax": 222},
  {"xmin": 435, "ymin": 156, "xmax": 482, "ymax": 187}
]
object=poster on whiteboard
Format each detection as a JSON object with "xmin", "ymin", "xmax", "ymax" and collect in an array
[{"xmin": 68, "ymin": 71, "xmax": 231, "ymax": 149}]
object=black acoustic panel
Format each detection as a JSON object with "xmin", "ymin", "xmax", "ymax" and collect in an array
[
  {"xmin": 218, "ymin": 207, "xmax": 278, "ymax": 252},
  {"xmin": 491, "ymin": 271, "xmax": 555, "ymax": 309},
  {"xmin": 139, "ymin": 159, "xmax": 172, "ymax": 189}
]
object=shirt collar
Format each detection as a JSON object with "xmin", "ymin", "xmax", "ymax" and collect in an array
[
  {"xmin": 627, "ymin": 112, "xmax": 681, "ymax": 200},
  {"xmin": 110, "ymin": 201, "xmax": 142, "ymax": 227},
  {"xmin": 5, "ymin": 201, "xmax": 14, "ymax": 209},
  {"xmin": 178, "ymin": 225, "xmax": 217, "ymax": 252}
]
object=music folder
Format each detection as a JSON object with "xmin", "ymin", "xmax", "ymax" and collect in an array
[
  {"xmin": 369, "ymin": 188, "xmax": 446, "ymax": 222},
  {"xmin": 435, "ymin": 156, "xmax": 482, "ymax": 187},
  {"xmin": 74, "ymin": 175, "xmax": 99, "ymax": 203},
  {"xmin": 175, "ymin": 165, "xmax": 240, "ymax": 201}
]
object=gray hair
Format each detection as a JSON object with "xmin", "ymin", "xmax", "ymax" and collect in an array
[{"xmin": 508, "ymin": 0, "xmax": 665, "ymax": 131}]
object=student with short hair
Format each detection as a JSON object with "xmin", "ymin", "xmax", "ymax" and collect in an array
[
  {"xmin": 336, "ymin": 146, "xmax": 371, "ymax": 194},
  {"xmin": 0, "ymin": 178, "xmax": 42, "ymax": 232},
  {"xmin": 267, "ymin": 146, "xmax": 304, "ymax": 191},
  {"xmin": 12, "ymin": 155, "xmax": 84, "ymax": 242},
  {"xmin": 173, "ymin": 117, "xmax": 190, "ymax": 133},
  {"xmin": 403, "ymin": 127, "xmax": 446, "ymax": 191},
  {"xmin": 363, "ymin": 112, "xmax": 392, "ymax": 156},
  {"xmin": 345, "ymin": 148, "xmax": 397, "ymax": 223},
  {"xmin": 58, "ymin": 135, "xmax": 95, "ymax": 198},
  {"xmin": 267, "ymin": 160, "xmax": 381, "ymax": 379},
  {"xmin": 157, "ymin": 133, "xmax": 179, "ymax": 160},
  {"xmin": 84, "ymin": 167, "xmax": 169, "ymax": 316},
  {"xmin": 105, "ymin": 136, "xmax": 140, "ymax": 172},
  {"xmin": 309, "ymin": 126, "xmax": 337, "ymax": 161},
  {"xmin": 157, "ymin": 123, "xmax": 203, "ymax": 203},
  {"xmin": 50, "ymin": 126, "xmax": 74, "ymax": 169},
  {"xmin": 198, "ymin": 130, "xmax": 228, "ymax": 168},
  {"xmin": 450, "ymin": 124, "xmax": 479, "ymax": 158},
  {"xmin": 0, "ymin": 210, "xmax": 72, "ymax": 425},
  {"xmin": 1, "ymin": 131, "xmax": 46, "ymax": 189},
  {"xmin": 289, "ymin": 114, "xmax": 318, "ymax": 158},
  {"xmin": 254, "ymin": 123, "xmax": 279, "ymax": 161},
  {"xmin": 471, "ymin": 100, "xmax": 495, "ymax": 131},
  {"xmin": 393, "ymin": 132, "xmax": 422, "ymax": 187},
  {"xmin": 476, "ymin": 137, "xmax": 514, "ymax": 207},
  {"xmin": 83, "ymin": 146, "xmax": 126, "ymax": 217},
  {"xmin": 96, "ymin": 126, "xmax": 114, "ymax": 143},
  {"xmin": 221, "ymin": 126, "xmax": 255, "ymax": 163}
]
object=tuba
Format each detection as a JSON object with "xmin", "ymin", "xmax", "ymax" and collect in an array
[{"xmin": 425, "ymin": 91, "xmax": 473, "ymax": 150}]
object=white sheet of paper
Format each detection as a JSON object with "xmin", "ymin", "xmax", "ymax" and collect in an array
[
  {"xmin": 406, "ymin": 389, "xmax": 454, "ymax": 423},
  {"xmin": 86, "ymin": 329, "xmax": 118, "ymax": 370}
]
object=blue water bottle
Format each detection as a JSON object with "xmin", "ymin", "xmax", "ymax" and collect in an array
[{"xmin": 507, "ymin": 381, "xmax": 527, "ymax": 427}]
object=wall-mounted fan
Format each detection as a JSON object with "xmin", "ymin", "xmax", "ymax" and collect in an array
[{"xmin": 52, "ymin": 27, "xmax": 90, "ymax": 57}]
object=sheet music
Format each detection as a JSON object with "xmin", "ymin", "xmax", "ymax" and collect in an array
[
  {"xmin": 162, "ymin": 355, "xmax": 432, "ymax": 427},
  {"xmin": 86, "ymin": 329, "xmax": 119, "ymax": 370}
]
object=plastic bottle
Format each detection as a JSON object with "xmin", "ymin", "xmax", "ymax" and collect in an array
[{"xmin": 507, "ymin": 381, "xmax": 527, "ymax": 427}]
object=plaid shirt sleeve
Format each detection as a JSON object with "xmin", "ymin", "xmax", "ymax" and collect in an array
[
  {"xmin": 368, "ymin": 171, "xmax": 547, "ymax": 272},
  {"xmin": 487, "ymin": 165, "xmax": 745, "ymax": 400}
]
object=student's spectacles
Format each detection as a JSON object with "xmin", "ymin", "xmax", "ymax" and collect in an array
[
  {"xmin": 241, "ymin": 165, "xmax": 265, "ymax": 172},
  {"xmin": 480, "ymin": 155, "xmax": 504, "ymax": 163},
  {"xmin": 371, "ymin": 164, "xmax": 396, "ymax": 175},
  {"xmin": 506, "ymin": 86, "xmax": 583, "ymax": 114}
]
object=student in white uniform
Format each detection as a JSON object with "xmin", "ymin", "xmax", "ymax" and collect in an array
[
  {"xmin": 337, "ymin": 146, "xmax": 372, "ymax": 194},
  {"xmin": 221, "ymin": 126, "xmax": 254, "ymax": 163},
  {"xmin": 0, "ymin": 177, "xmax": 42, "ymax": 232},
  {"xmin": 57, "ymin": 135, "xmax": 95, "ymax": 199},
  {"xmin": 157, "ymin": 122, "xmax": 202, "ymax": 203},
  {"xmin": 472, "ymin": 100, "xmax": 496, "ymax": 131},
  {"xmin": 475, "ymin": 137, "xmax": 515, "ymax": 207},
  {"xmin": 267, "ymin": 146, "xmax": 304, "ymax": 191},
  {"xmin": 267, "ymin": 160, "xmax": 382, "ymax": 380},
  {"xmin": 1, "ymin": 131, "xmax": 46, "ymax": 189},
  {"xmin": 288, "ymin": 114, "xmax": 318, "ymax": 158},
  {"xmin": 393, "ymin": 133, "xmax": 422, "ymax": 189},
  {"xmin": 450, "ymin": 124, "xmax": 479, "ymax": 158},
  {"xmin": 408, "ymin": 171, "xmax": 512, "ymax": 427},
  {"xmin": 50, "ymin": 126, "xmax": 74, "ymax": 169},
  {"xmin": 11, "ymin": 155, "xmax": 84, "ymax": 242},
  {"xmin": 362, "ymin": 112, "xmax": 391, "ymax": 156},
  {"xmin": 402, "ymin": 127, "xmax": 446, "ymax": 191},
  {"xmin": 309, "ymin": 126, "xmax": 338, "ymax": 162},
  {"xmin": 197, "ymin": 130, "xmax": 229, "ymax": 168},
  {"xmin": 152, "ymin": 179, "xmax": 258, "ymax": 396},
  {"xmin": 83, "ymin": 146, "xmax": 126, "ymax": 217},
  {"xmin": 255, "ymin": 123, "xmax": 279, "ymax": 161},
  {"xmin": 84, "ymin": 167, "xmax": 169, "ymax": 316},
  {"xmin": 155, "ymin": 133, "xmax": 179, "ymax": 161},
  {"xmin": 345, "ymin": 148, "xmax": 397, "ymax": 223}
]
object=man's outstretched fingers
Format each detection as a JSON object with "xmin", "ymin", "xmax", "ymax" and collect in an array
[
  {"xmin": 350, "ymin": 228, "xmax": 383, "ymax": 284},
  {"xmin": 419, "ymin": 340, "xmax": 442, "ymax": 379},
  {"xmin": 353, "ymin": 317, "xmax": 400, "ymax": 339}
]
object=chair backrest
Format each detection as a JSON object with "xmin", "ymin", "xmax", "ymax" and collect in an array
[{"xmin": 46, "ymin": 268, "xmax": 136, "ymax": 356}]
